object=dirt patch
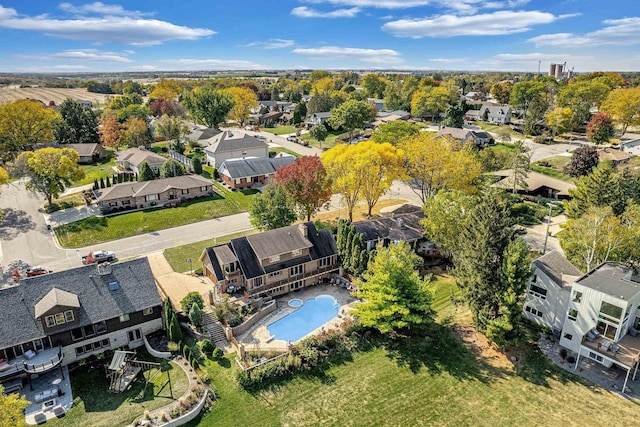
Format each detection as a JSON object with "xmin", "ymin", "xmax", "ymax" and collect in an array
[{"xmin": 454, "ymin": 324, "xmax": 514, "ymax": 370}]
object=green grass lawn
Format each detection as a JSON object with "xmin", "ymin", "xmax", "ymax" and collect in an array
[
  {"xmin": 54, "ymin": 183, "xmax": 258, "ymax": 248},
  {"xmin": 261, "ymin": 125, "xmax": 297, "ymax": 135},
  {"xmin": 476, "ymin": 122, "xmax": 522, "ymax": 139},
  {"xmin": 164, "ymin": 229, "xmax": 256, "ymax": 273},
  {"xmin": 531, "ymin": 164, "xmax": 574, "ymax": 182},
  {"xmin": 269, "ymin": 147, "xmax": 302, "ymax": 158},
  {"xmin": 185, "ymin": 273, "xmax": 640, "ymax": 426},
  {"xmin": 301, "ymin": 130, "xmax": 345, "ymax": 150},
  {"xmin": 74, "ymin": 154, "xmax": 117, "ymax": 186},
  {"xmin": 47, "ymin": 360, "xmax": 189, "ymax": 427},
  {"xmin": 488, "ymin": 143, "xmax": 516, "ymax": 154},
  {"xmin": 45, "ymin": 192, "xmax": 87, "ymax": 213}
]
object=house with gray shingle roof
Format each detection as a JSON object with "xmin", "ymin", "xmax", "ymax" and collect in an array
[
  {"xmin": 218, "ymin": 155, "xmax": 295, "ymax": 189},
  {"xmin": 0, "ymin": 258, "xmax": 163, "ymax": 383},
  {"xmin": 116, "ymin": 147, "xmax": 167, "ymax": 175},
  {"xmin": 203, "ymin": 130, "xmax": 269, "ymax": 168},
  {"xmin": 200, "ymin": 222, "xmax": 338, "ymax": 299}
]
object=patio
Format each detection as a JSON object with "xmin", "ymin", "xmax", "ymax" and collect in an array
[
  {"xmin": 0, "ymin": 346, "xmax": 63, "ymax": 380},
  {"xmin": 22, "ymin": 365, "xmax": 73, "ymax": 425}
]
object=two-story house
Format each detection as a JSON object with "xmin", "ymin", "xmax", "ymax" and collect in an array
[
  {"xmin": 305, "ymin": 112, "xmax": 332, "ymax": 130},
  {"xmin": 116, "ymin": 147, "xmax": 166, "ymax": 175},
  {"xmin": 203, "ymin": 130, "xmax": 269, "ymax": 168},
  {"xmin": 200, "ymin": 222, "xmax": 339, "ymax": 299},
  {"xmin": 0, "ymin": 258, "xmax": 163, "ymax": 390}
]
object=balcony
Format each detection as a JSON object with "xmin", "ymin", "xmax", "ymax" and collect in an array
[
  {"xmin": 248, "ymin": 263, "xmax": 340, "ymax": 296},
  {"xmin": 582, "ymin": 334, "xmax": 640, "ymax": 369},
  {"xmin": 0, "ymin": 347, "xmax": 63, "ymax": 379}
]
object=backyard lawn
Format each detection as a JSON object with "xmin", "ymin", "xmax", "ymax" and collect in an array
[
  {"xmin": 261, "ymin": 125, "xmax": 297, "ymax": 135},
  {"xmin": 164, "ymin": 229, "xmax": 256, "ymax": 273},
  {"xmin": 488, "ymin": 143, "xmax": 516, "ymax": 154},
  {"xmin": 476, "ymin": 122, "xmax": 523, "ymax": 139},
  {"xmin": 47, "ymin": 359, "xmax": 189, "ymax": 427},
  {"xmin": 532, "ymin": 155, "xmax": 574, "ymax": 182},
  {"xmin": 300, "ymin": 130, "xmax": 345, "ymax": 150},
  {"xmin": 54, "ymin": 183, "xmax": 258, "ymax": 248},
  {"xmin": 74, "ymin": 154, "xmax": 117, "ymax": 186},
  {"xmin": 187, "ymin": 274, "xmax": 640, "ymax": 427}
]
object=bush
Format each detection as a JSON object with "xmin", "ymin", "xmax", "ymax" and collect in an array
[
  {"xmin": 181, "ymin": 292, "xmax": 204, "ymax": 314},
  {"xmin": 567, "ymin": 356, "xmax": 575, "ymax": 364},
  {"xmin": 560, "ymin": 348, "xmax": 568, "ymax": 360},
  {"xmin": 194, "ymin": 267, "xmax": 204, "ymax": 276},
  {"xmin": 192, "ymin": 358, "xmax": 200, "ymax": 370},
  {"xmin": 201, "ymin": 339, "xmax": 215, "ymax": 356},
  {"xmin": 213, "ymin": 348, "xmax": 224, "ymax": 359}
]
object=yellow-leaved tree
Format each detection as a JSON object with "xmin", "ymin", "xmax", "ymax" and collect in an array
[
  {"xmin": 546, "ymin": 106, "xmax": 575, "ymax": 138},
  {"xmin": 600, "ymin": 87, "xmax": 640, "ymax": 134},
  {"xmin": 321, "ymin": 143, "xmax": 364, "ymax": 221},
  {"xmin": 223, "ymin": 86, "xmax": 258, "ymax": 127},
  {"xmin": 399, "ymin": 133, "xmax": 481, "ymax": 204},
  {"xmin": 150, "ymin": 79, "xmax": 182, "ymax": 100},
  {"xmin": 0, "ymin": 384, "xmax": 29, "ymax": 427},
  {"xmin": 0, "ymin": 99, "xmax": 60, "ymax": 161}
]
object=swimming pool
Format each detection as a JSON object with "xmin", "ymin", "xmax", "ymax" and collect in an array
[{"xmin": 267, "ymin": 295, "xmax": 341, "ymax": 343}]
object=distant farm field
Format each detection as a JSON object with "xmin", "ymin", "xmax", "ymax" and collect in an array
[{"xmin": 0, "ymin": 86, "xmax": 113, "ymax": 107}]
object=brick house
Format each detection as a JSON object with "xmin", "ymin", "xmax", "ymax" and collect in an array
[{"xmin": 218, "ymin": 156, "xmax": 295, "ymax": 189}]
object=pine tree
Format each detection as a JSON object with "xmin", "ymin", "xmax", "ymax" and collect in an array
[
  {"xmin": 99, "ymin": 177, "xmax": 105, "ymax": 189},
  {"xmin": 93, "ymin": 179, "xmax": 99, "ymax": 190},
  {"xmin": 139, "ymin": 161, "xmax": 155, "ymax": 182},
  {"xmin": 106, "ymin": 176, "xmax": 111, "ymax": 187},
  {"xmin": 169, "ymin": 312, "xmax": 182, "ymax": 342},
  {"xmin": 189, "ymin": 303, "xmax": 203, "ymax": 327},
  {"xmin": 351, "ymin": 235, "xmax": 364, "ymax": 275},
  {"xmin": 192, "ymin": 156, "xmax": 203, "ymax": 174},
  {"xmin": 564, "ymin": 161, "xmax": 629, "ymax": 218}
]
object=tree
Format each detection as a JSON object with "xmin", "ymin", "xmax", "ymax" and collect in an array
[
  {"xmin": 275, "ymin": 156, "xmax": 332, "ymax": 221},
  {"xmin": 150, "ymin": 79, "xmax": 182, "ymax": 100},
  {"xmin": 328, "ymin": 99, "xmax": 373, "ymax": 142},
  {"xmin": 399, "ymin": 133, "xmax": 481, "ymax": 204},
  {"xmin": 308, "ymin": 124, "xmax": 328, "ymax": 149},
  {"xmin": 321, "ymin": 144, "xmax": 363, "ymax": 221},
  {"xmin": 189, "ymin": 302, "xmax": 204, "ymax": 327},
  {"xmin": 421, "ymin": 190, "xmax": 475, "ymax": 255},
  {"xmin": 586, "ymin": 113, "xmax": 615, "ymax": 144},
  {"xmin": 442, "ymin": 100, "xmax": 467, "ymax": 128},
  {"xmin": 560, "ymin": 206, "xmax": 627, "ymax": 272},
  {"xmin": 120, "ymin": 117, "xmax": 152, "ymax": 148},
  {"xmin": 169, "ymin": 312, "xmax": 182, "ymax": 343},
  {"xmin": 557, "ymin": 79, "xmax": 611, "ymax": 124},
  {"xmin": 564, "ymin": 161, "xmax": 637, "ymax": 218},
  {"xmin": 523, "ymin": 97, "xmax": 549, "ymax": 136},
  {"xmin": 355, "ymin": 141, "xmax": 404, "ymax": 216},
  {"xmin": 371, "ymin": 121, "xmax": 420, "ymax": 146},
  {"xmin": 508, "ymin": 140, "xmax": 532, "ymax": 193},
  {"xmin": 138, "ymin": 161, "xmax": 156, "ymax": 181},
  {"xmin": 353, "ymin": 242, "xmax": 433, "ymax": 334},
  {"xmin": 249, "ymin": 184, "xmax": 297, "ymax": 230},
  {"xmin": 192, "ymin": 156, "xmax": 203, "ymax": 174},
  {"xmin": 0, "ymin": 384, "xmax": 29, "ymax": 427},
  {"xmin": 99, "ymin": 115, "xmax": 124, "ymax": 149},
  {"xmin": 361, "ymin": 74, "xmax": 388, "ymax": 99},
  {"xmin": 600, "ymin": 87, "xmax": 640, "ymax": 134},
  {"xmin": 183, "ymin": 86, "xmax": 235, "ymax": 128},
  {"xmin": 160, "ymin": 159, "xmax": 186, "ymax": 178},
  {"xmin": 411, "ymin": 86, "xmax": 450, "ymax": 121},
  {"xmin": 497, "ymin": 127, "xmax": 512, "ymax": 144},
  {"xmin": 148, "ymin": 98, "xmax": 186, "ymax": 118},
  {"xmin": 15, "ymin": 147, "xmax": 84, "ymax": 206},
  {"xmin": 510, "ymin": 80, "xmax": 547, "ymax": 110},
  {"xmin": 0, "ymin": 99, "xmax": 60, "ymax": 161},
  {"xmin": 383, "ymin": 81, "xmax": 405, "ymax": 111},
  {"xmin": 293, "ymin": 102, "xmax": 307, "ymax": 125},
  {"xmin": 155, "ymin": 114, "xmax": 188, "ymax": 148},
  {"xmin": 223, "ymin": 86, "xmax": 258, "ymax": 127},
  {"xmin": 180, "ymin": 291, "xmax": 204, "ymax": 314},
  {"xmin": 546, "ymin": 107, "xmax": 575, "ymax": 138},
  {"xmin": 490, "ymin": 81, "xmax": 514, "ymax": 104},
  {"xmin": 563, "ymin": 146, "xmax": 600, "ymax": 178},
  {"xmin": 54, "ymin": 99, "xmax": 100, "ymax": 144},
  {"xmin": 307, "ymin": 92, "xmax": 333, "ymax": 115}
]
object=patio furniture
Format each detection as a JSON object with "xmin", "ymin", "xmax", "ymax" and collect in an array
[
  {"xmin": 33, "ymin": 413, "xmax": 46, "ymax": 425},
  {"xmin": 53, "ymin": 405, "xmax": 65, "ymax": 417},
  {"xmin": 0, "ymin": 359, "xmax": 12, "ymax": 371},
  {"xmin": 600, "ymin": 340, "xmax": 612, "ymax": 351},
  {"xmin": 24, "ymin": 350, "xmax": 37, "ymax": 360},
  {"xmin": 35, "ymin": 387, "xmax": 59, "ymax": 403},
  {"xmin": 2, "ymin": 378, "xmax": 23, "ymax": 394}
]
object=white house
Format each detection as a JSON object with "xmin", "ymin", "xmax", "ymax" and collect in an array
[
  {"xmin": 305, "ymin": 112, "xmax": 331, "ymax": 130},
  {"xmin": 203, "ymin": 130, "xmax": 269, "ymax": 168},
  {"xmin": 115, "ymin": 147, "xmax": 166, "ymax": 175},
  {"xmin": 523, "ymin": 251, "xmax": 582, "ymax": 333},
  {"xmin": 620, "ymin": 135, "xmax": 640, "ymax": 156}
]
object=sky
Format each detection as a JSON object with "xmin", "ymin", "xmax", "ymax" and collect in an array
[{"xmin": 0, "ymin": 0, "xmax": 639, "ymax": 73}]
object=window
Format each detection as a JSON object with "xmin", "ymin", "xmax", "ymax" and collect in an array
[
  {"xmin": 45, "ymin": 315, "xmax": 56, "ymax": 328},
  {"xmin": 55, "ymin": 313, "xmax": 66, "ymax": 325},
  {"xmin": 71, "ymin": 327, "xmax": 84, "ymax": 341},
  {"xmin": 119, "ymin": 314, "xmax": 130, "ymax": 322},
  {"xmin": 572, "ymin": 291, "xmax": 583, "ymax": 303},
  {"xmin": 599, "ymin": 301, "xmax": 623, "ymax": 322},
  {"xmin": 101, "ymin": 338, "xmax": 110, "ymax": 347},
  {"xmin": 64, "ymin": 310, "xmax": 75, "ymax": 322},
  {"xmin": 122, "ymin": 199, "xmax": 131, "ymax": 205},
  {"xmin": 319, "ymin": 257, "xmax": 331, "ymax": 268},
  {"xmin": 128, "ymin": 329, "xmax": 142, "ymax": 342},
  {"xmin": 95, "ymin": 321, "xmax": 107, "ymax": 334},
  {"xmin": 532, "ymin": 274, "xmax": 537, "ymax": 283},
  {"xmin": 525, "ymin": 306, "xmax": 543, "ymax": 317},
  {"xmin": 588, "ymin": 351, "xmax": 604, "ymax": 363},
  {"xmin": 143, "ymin": 307, "xmax": 153, "ymax": 316},
  {"xmin": 568, "ymin": 309, "xmax": 578, "ymax": 321},
  {"xmin": 83, "ymin": 325, "xmax": 95, "ymax": 337},
  {"xmin": 290, "ymin": 265, "xmax": 303, "ymax": 276},
  {"xmin": 528, "ymin": 284, "xmax": 547, "ymax": 300},
  {"xmin": 270, "ymin": 255, "xmax": 280, "ymax": 263},
  {"xmin": 75, "ymin": 347, "xmax": 85, "ymax": 356},
  {"xmin": 563, "ymin": 333, "xmax": 573, "ymax": 341},
  {"xmin": 146, "ymin": 194, "xmax": 158, "ymax": 202},
  {"xmin": 268, "ymin": 271, "xmax": 281, "ymax": 278},
  {"xmin": 225, "ymin": 263, "xmax": 236, "ymax": 273},
  {"xmin": 181, "ymin": 189, "xmax": 189, "ymax": 195},
  {"xmin": 290, "ymin": 280, "xmax": 304, "ymax": 291},
  {"xmin": 200, "ymin": 186, "xmax": 208, "ymax": 191},
  {"xmin": 596, "ymin": 321, "xmax": 618, "ymax": 340},
  {"xmin": 291, "ymin": 249, "xmax": 302, "ymax": 257},
  {"xmin": 254, "ymin": 277, "xmax": 263, "ymax": 288}
]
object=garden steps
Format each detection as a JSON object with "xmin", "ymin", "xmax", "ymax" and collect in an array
[{"xmin": 201, "ymin": 313, "xmax": 229, "ymax": 348}]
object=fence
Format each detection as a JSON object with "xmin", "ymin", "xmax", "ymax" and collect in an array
[
  {"xmin": 168, "ymin": 149, "xmax": 193, "ymax": 171},
  {"xmin": 231, "ymin": 300, "xmax": 276, "ymax": 337}
]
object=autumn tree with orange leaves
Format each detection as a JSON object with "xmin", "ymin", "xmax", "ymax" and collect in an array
[{"xmin": 275, "ymin": 156, "xmax": 332, "ymax": 221}]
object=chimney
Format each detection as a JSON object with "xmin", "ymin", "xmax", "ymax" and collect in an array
[
  {"xmin": 396, "ymin": 218, "xmax": 405, "ymax": 228},
  {"xmin": 298, "ymin": 223, "xmax": 308, "ymax": 238}
]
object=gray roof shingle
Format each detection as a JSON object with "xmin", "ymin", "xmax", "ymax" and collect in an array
[
  {"xmin": 0, "ymin": 258, "xmax": 161, "ymax": 349},
  {"xmin": 116, "ymin": 147, "xmax": 166, "ymax": 168},
  {"xmin": 532, "ymin": 250, "xmax": 582, "ymax": 288},
  {"xmin": 218, "ymin": 156, "xmax": 295, "ymax": 180},
  {"xmin": 95, "ymin": 175, "xmax": 213, "ymax": 202},
  {"xmin": 204, "ymin": 131, "xmax": 268, "ymax": 155}
]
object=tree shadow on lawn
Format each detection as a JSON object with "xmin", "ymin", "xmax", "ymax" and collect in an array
[{"xmin": 0, "ymin": 208, "xmax": 35, "ymax": 239}]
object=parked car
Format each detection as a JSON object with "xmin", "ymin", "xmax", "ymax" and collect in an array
[
  {"xmin": 26, "ymin": 267, "xmax": 51, "ymax": 277},
  {"xmin": 82, "ymin": 250, "xmax": 116, "ymax": 265},
  {"xmin": 244, "ymin": 125, "xmax": 260, "ymax": 131},
  {"xmin": 286, "ymin": 136, "xmax": 298, "ymax": 143}
]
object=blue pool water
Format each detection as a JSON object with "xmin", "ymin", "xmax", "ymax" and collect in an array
[{"xmin": 267, "ymin": 295, "xmax": 341, "ymax": 343}]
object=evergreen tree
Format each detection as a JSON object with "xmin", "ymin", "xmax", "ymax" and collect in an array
[
  {"xmin": 160, "ymin": 159, "xmax": 186, "ymax": 178},
  {"xmin": 93, "ymin": 179, "xmax": 99, "ymax": 190},
  {"xmin": 350, "ymin": 234, "xmax": 364, "ymax": 275},
  {"xmin": 106, "ymin": 176, "xmax": 111, "ymax": 187},
  {"xmin": 169, "ymin": 312, "xmax": 182, "ymax": 342},
  {"xmin": 99, "ymin": 176, "xmax": 105, "ymax": 189},
  {"xmin": 192, "ymin": 156, "xmax": 203, "ymax": 174},
  {"xmin": 189, "ymin": 303, "xmax": 203, "ymax": 327},
  {"xmin": 138, "ymin": 161, "xmax": 155, "ymax": 181}
]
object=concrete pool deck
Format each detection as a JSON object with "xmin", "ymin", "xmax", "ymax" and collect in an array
[{"xmin": 237, "ymin": 285, "xmax": 358, "ymax": 351}]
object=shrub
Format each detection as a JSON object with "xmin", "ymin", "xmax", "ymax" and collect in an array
[
  {"xmin": 567, "ymin": 356, "xmax": 576, "ymax": 364},
  {"xmin": 168, "ymin": 341, "xmax": 179, "ymax": 352},
  {"xmin": 143, "ymin": 410, "xmax": 151, "ymax": 420},
  {"xmin": 201, "ymin": 339, "xmax": 215, "ymax": 355},
  {"xmin": 559, "ymin": 348, "xmax": 568, "ymax": 360},
  {"xmin": 213, "ymin": 348, "xmax": 224, "ymax": 359},
  {"xmin": 181, "ymin": 292, "xmax": 204, "ymax": 314},
  {"xmin": 194, "ymin": 267, "xmax": 204, "ymax": 276}
]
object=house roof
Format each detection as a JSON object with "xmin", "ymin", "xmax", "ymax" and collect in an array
[
  {"xmin": 213, "ymin": 245, "xmax": 237, "ymax": 265},
  {"xmin": 204, "ymin": 222, "xmax": 336, "ymax": 280},
  {"xmin": 218, "ymin": 156, "xmax": 295, "ymax": 180},
  {"xmin": 354, "ymin": 212, "xmax": 424, "ymax": 243},
  {"xmin": 482, "ymin": 105, "xmax": 512, "ymax": 118},
  {"xmin": 598, "ymin": 148, "xmax": 632, "ymax": 163},
  {"xmin": 436, "ymin": 127, "xmax": 473, "ymax": 141},
  {"xmin": 116, "ymin": 147, "xmax": 166, "ymax": 167},
  {"xmin": 66, "ymin": 143, "xmax": 102, "ymax": 157},
  {"xmin": 0, "ymin": 258, "xmax": 161, "ymax": 349},
  {"xmin": 532, "ymin": 250, "xmax": 582, "ymax": 289},
  {"xmin": 34, "ymin": 288, "xmax": 81, "ymax": 318},
  {"xmin": 204, "ymin": 131, "xmax": 268, "ymax": 155},
  {"xmin": 307, "ymin": 112, "xmax": 331, "ymax": 120},
  {"xmin": 575, "ymin": 262, "xmax": 640, "ymax": 300},
  {"xmin": 184, "ymin": 127, "xmax": 221, "ymax": 142},
  {"xmin": 95, "ymin": 175, "xmax": 212, "ymax": 203},
  {"xmin": 490, "ymin": 170, "xmax": 576, "ymax": 196}
]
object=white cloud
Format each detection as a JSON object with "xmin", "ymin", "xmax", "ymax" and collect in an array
[
  {"xmin": 529, "ymin": 17, "xmax": 640, "ymax": 47},
  {"xmin": 245, "ymin": 39, "xmax": 295, "ymax": 49},
  {"xmin": 303, "ymin": 0, "xmax": 530, "ymax": 14},
  {"xmin": 382, "ymin": 10, "xmax": 574, "ymax": 38},
  {"xmin": 292, "ymin": 46, "xmax": 403, "ymax": 64},
  {"xmin": 157, "ymin": 58, "xmax": 266, "ymax": 70},
  {"xmin": 302, "ymin": 0, "xmax": 429, "ymax": 8},
  {"xmin": 428, "ymin": 57, "xmax": 468, "ymax": 63},
  {"xmin": 16, "ymin": 48, "xmax": 133, "ymax": 62},
  {"xmin": 291, "ymin": 6, "xmax": 360, "ymax": 18},
  {"xmin": 0, "ymin": 5, "xmax": 214, "ymax": 46},
  {"xmin": 58, "ymin": 2, "xmax": 151, "ymax": 17},
  {"xmin": 491, "ymin": 52, "xmax": 590, "ymax": 63}
]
